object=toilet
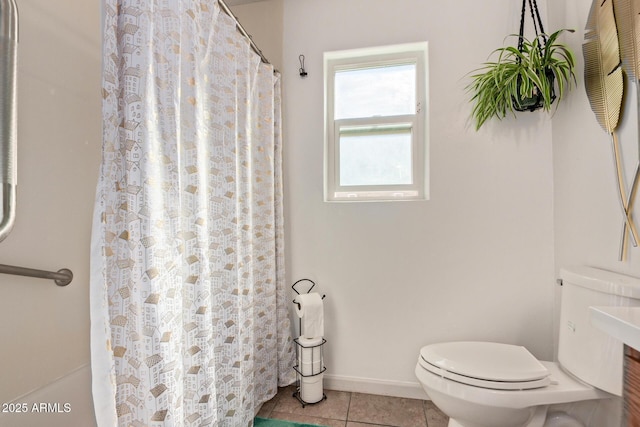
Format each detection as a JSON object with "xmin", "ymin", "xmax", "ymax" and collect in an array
[{"xmin": 415, "ymin": 266, "xmax": 640, "ymax": 427}]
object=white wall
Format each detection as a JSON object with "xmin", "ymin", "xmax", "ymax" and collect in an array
[
  {"xmin": 0, "ymin": 0, "xmax": 101, "ymax": 425},
  {"xmin": 282, "ymin": 0, "xmax": 556, "ymax": 396}
]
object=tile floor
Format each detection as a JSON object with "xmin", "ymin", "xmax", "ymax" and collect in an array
[{"xmin": 257, "ymin": 385, "xmax": 449, "ymax": 427}]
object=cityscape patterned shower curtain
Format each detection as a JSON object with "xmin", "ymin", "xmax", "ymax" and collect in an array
[{"xmin": 90, "ymin": 1, "xmax": 295, "ymax": 426}]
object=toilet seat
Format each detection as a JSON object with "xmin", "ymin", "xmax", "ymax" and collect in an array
[{"xmin": 419, "ymin": 342, "xmax": 551, "ymax": 390}]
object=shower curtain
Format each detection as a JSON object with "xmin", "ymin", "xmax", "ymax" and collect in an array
[{"xmin": 90, "ymin": 1, "xmax": 295, "ymax": 426}]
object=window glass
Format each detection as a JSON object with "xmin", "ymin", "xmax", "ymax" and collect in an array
[
  {"xmin": 324, "ymin": 42, "xmax": 428, "ymax": 202},
  {"xmin": 334, "ymin": 64, "xmax": 416, "ymax": 120},
  {"xmin": 338, "ymin": 125, "xmax": 413, "ymax": 186}
]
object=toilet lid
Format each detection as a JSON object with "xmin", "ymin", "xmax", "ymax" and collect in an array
[{"xmin": 419, "ymin": 341, "xmax": 551, "ymax": 390}]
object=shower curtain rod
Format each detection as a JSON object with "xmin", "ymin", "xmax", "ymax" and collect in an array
[
  {"xmin": 0, "ymin": 263, "xmax": 73, "ymax": 286},
  {"xmin": 218, "ymin": 0, "xmax": 274, "ymax": 69}
]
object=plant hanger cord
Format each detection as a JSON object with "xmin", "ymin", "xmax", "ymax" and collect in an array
[
  {"xmin": 513, "ymin": 0, "xmax": 557, "ymax": 112},
  {"xmin": 517, "ymin": 0, "xmax": 547, "ymax": 58}
]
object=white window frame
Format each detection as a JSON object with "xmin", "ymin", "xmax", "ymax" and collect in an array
[{"xmin": 324, "ymin": 42, "xmax": 429, "ymax": 202}]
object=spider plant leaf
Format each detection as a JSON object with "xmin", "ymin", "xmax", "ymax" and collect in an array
[
  {"xmin": 555, "ymin": 67, "xmax": 569, "ymax": 98},
  {"xmin": 612, "ymin": 0, "xmax": 640, "ymax": 81},
  {"xmin": 583, "ymin": 0, "xmax": 624, "ymax": 134}
]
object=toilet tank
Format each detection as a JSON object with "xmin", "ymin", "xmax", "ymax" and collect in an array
[{"xmin": 558, "ymin": 266, "xmax": 640, "ymax": 396}]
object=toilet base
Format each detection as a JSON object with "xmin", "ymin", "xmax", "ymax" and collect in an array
[
  {"xmin": 446, "ymin": 405, "xmax": 546, "ymax": 427},
  {"xmin": 447, "ymin": 410, "xmax": 583, "ymax": 427},
  {"xmin": 544, "ymin": 411, "xmax": 583, "ymax": 427}
]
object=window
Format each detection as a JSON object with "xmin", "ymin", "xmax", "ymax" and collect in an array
[{"xmin": 324, "ymin": 42, "xmax": 428, "ymax": 201}]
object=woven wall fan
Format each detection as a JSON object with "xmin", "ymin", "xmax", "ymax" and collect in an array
[
  {"xmin": 584, "ymin": 0, "xmax": 640, "ymax": 260},
  {"xmin": 614, "ymin": 0, "xmax": 640, "ymax": 259}
]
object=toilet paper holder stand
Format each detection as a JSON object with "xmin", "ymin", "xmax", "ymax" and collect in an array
[
  {"xmin": 292, "ymin": 278, "xmax": 327, "ymax": 407},
  {"xmin": 292, "ymin": 278, "xmax": 326, "ymax": 310}
]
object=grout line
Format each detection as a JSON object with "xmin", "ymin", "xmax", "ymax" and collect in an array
[
  {"xmin": 423, "ymin": 400, "xmax": 429, "ymax": 427},
  {"xmin": 345, "ymin": 391, "xmax": 352, "ymax": 424}
]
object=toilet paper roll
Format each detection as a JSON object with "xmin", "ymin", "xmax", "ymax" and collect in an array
[
  {"xmin": 294, "ymin": 293, "xmax": 324, "ymax": 338},
  {"xmin": 297, "ymin": 336, "xmax": 323, "ymax": 375},
  {"xmin": 301, "ymin": 373, "xmax": 324, "ymax": 404}
]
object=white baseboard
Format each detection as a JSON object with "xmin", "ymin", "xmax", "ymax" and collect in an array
[{"xmin": 323, "ymin": 374, "xmax": 429, "ymax": 400}]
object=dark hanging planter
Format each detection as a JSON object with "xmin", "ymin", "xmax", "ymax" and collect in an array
[
  {"xmin": 466, "ymin": 0, "xmax": 576, "ymax": 130},
  {"xmin": 512, "ymin": 0, "xmax": 555, "ymax": 112},
  {"xmin": 513, "ymin": 68, "xmax": 556, "ymax": 112}
]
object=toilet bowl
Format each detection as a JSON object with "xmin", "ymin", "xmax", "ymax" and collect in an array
[
  {"xmin": 415, "ymin": 266, "xmax": 640, "ymax": 427},
  {"xmin": 415, "ymin": 342, "xmax": 606, "ymax": 427}
]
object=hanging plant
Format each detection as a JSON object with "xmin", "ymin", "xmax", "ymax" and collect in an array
[{"xmin": 466, "ymin": 0, "xmax": 577, "ymax": 130}]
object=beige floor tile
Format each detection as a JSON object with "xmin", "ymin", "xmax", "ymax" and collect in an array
[
  {"xmin": 257, "ymin": 389, "xmax": 282, "ymax": 418},
  {"xmin": 272, "ymin": 387, "xmax": 351, "ymax": 421},
  {"xmin": 424, "ymin": 401, "xmax": 448, "ymax": 427},
  {"xmin": 269, "ymin": 410, "xmax": 346, "ymax": 427},
  {"xmin": 346, "ymin": 423, "xmax": 392, "ymax": 427},
  {"xmin": 258, "ymin": 388, "xmax": 446, "ymax": 427},
  {"xmin": 347, "ymin": 392, "xmax": 427, "ymax": 427},
  {"xmin": 275, "ymin": 384, "xmax": 298, "ymax": 399},
  {"xmin": 256, "ymin": 405, "xmax": 273, "ymax": 419}
]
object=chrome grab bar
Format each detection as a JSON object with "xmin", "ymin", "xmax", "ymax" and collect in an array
[
  {"xmin": 0, "ymin": 264, "xmax": 73, "ymax": 286},
  {"xmin": 0, "ymin": 0, "xmax": 18, "ymax": 242},
  {"xmin": 0, "ymin": 6, "xmax": 69, "ymax": 289}
]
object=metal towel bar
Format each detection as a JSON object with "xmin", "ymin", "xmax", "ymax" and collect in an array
[
  {"xmin": 0, "ymin": 263, "xmax": 73, "ymax": 286},
  {"xmin": 0, "ymin": 0, "xmax": 19, "ymax": 243}
]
